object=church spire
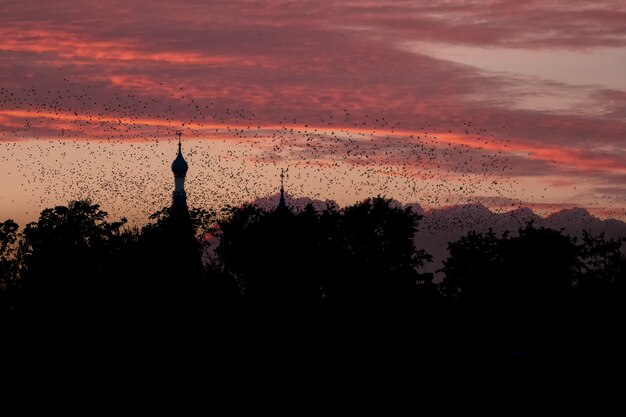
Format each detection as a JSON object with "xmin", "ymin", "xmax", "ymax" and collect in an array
[
  {"xmin": 277, "ymin": 168, "xmax": 288, "ymax": 211},
  {"xmin": 171, "ymin": 130, "xmax": 188, "ymax": 209}
]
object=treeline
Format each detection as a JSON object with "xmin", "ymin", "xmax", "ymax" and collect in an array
[
  {"xmin": 1, "ymin": 197, "xmax": 625, "ymax": 366},
  {"xmin": 0, "ymin": 198, "xmax": 432, "ymax": 315},
  {"xmin": 1, "ymin": 197, "xmax": 624, "ymax": 317}
]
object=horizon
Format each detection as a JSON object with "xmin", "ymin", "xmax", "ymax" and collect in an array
[
  {"xmin": 2, "ymin": 136, "xmax": 626, "ymax": 227},
  {"xmin": 3, "ymin": 180, "xmax": 624, "ymax": 230}
]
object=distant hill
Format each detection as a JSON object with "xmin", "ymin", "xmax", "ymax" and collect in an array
[
  {"xmin": 543, "ymin": 207, "xmax": 626, "ymax": 238},
  {"xmin": 415, "ymin": 204, "xmax": 626, "ymax": 278}
]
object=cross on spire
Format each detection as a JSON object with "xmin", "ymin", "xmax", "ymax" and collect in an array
[
  {"xmin": 176, "ymin": 130, "xmax": 182, "ymax": 152},
  {"xmin": 277, "ymin": 168, "xmax": 288, "ymax": 211}
]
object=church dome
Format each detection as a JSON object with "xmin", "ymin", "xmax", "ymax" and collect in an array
[{"xmin": 171, "ymin": 142, "xmax": 188, "ymax": 176}]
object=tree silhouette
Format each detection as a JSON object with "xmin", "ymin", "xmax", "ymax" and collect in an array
[
  {"xmin": 18, "ymin": 200, "xmax": 127, "ymax": 316},
  {"xmin": 215, "ymin": 197, "xmax": 431, "ymax": 311},
  {"xmin": 134, "ymin": 206, "xmax": 211, "ymax": 315},
  {"xmin": 579, "ymin": 232, "xmax": 625, "ymax": 285},
  {"xmin": 215, "ymin": 204, "xmax": 321, "ymax": 308},
  {"xmin": 440, "ymin": 228, "xmax": 501, "ymax": 304},
  {"xmin": 1, "ymin": 196, "xmax": 623, "ymax": 369},
  {"xmin": 577, "ymin": 231, "xmax": 626, "ymax": 312},
  {"xmin": 0, "ymin": 219, "xmax": 19, "ymax": 313},
  {"xmin": 501, "ymin": 224, "xmax": 580, "ymax": 309},
  {"xmin": 441, "ymin": 222, "xmax": 583, "ymax": 359},
  {"xmin": 441, "ymin": 223, "xmax": 580, "ymax": 309},
  {"xmin": 325, "ymin": 197, "xmax": 431, "ymax": 308}
]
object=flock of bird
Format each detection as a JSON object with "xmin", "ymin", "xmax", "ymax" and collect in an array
[{"xmin": 0, "ymin": 76, "xmax": 600, "ymax": 226}]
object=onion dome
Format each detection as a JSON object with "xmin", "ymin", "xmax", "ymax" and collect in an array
[{"xmin": 171, "ymin": 141, "xmax": 188, "ymax": 177}]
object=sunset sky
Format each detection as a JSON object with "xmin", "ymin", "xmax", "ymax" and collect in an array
[{"xmin": 1, "ymin": 0, "xmax": 625, "ymax": 225}]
